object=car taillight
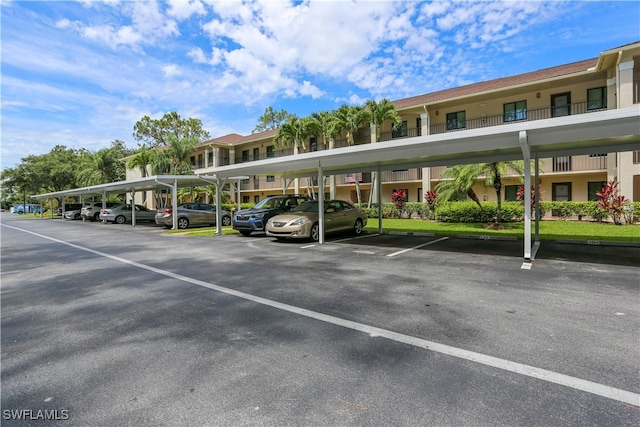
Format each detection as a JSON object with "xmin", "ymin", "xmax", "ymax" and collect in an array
[
  {"xmin": 102, "ymin": 210, "xmax": 109, "ymax": 214},
  {"xmin": 163, "ymin": 209, "xmax": 173, "ymax": 214}
]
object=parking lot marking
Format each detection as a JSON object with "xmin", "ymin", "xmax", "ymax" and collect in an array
[
  {"xmin": 387, "ymin": 236, "xmax": 449, "ymax": 257},
  {"xmin": 5, "ymin": 223, "xmax": 639, "ymax": 408}
]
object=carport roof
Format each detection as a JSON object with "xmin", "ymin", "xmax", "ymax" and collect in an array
[
  {"xmin": 32, "ymin": 175, "xmax": 246, "ymax": 200},
  {"xmin": 195, "ymin": 106, "xmax": 640, "ymax": 179},
  {"xmin": 33, "ymin": 106, "xmax": 639, "ymax": 199}
]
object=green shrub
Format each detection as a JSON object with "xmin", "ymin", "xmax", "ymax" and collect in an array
[{"xmin": 435, "ymin": 201, "xmax": 485, "ymax": 222}]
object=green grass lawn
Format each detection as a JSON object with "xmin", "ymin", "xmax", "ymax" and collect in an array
[
  {"xmin": 19, "ymin": 212, "xmax": 638, "ymax": 242},
  {"xmin": 163, "ymin": 218, "xmax": 640, "ymax": 242},
  {"xmin": 364, "ymin": 218, "xmax": 640, "ymax": 242}
]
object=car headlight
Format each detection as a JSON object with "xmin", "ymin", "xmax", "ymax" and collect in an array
[
  {"xmin": 252, "ymin": 212, "xmax": 265, "ymax": 219},
  {"xmin": 290, "ymin": 217, "xmax": 311, "ymax": 226}
]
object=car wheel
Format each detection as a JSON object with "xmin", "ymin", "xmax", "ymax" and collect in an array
[
  {"xmin": 239, "ymin": 230, "xmax": 252, "ymax": 236},
  {"xmin": 177, "ymin": 217, "xmax": 189, "ymax": 229},
  {"xmin": 353, "ymin": 219, "xmax": 364, "ymax": 235},
  {"xmin": 115, "ymin": 215, "xmax": 126, "ymax": 224},
  {"xmin": 222, "ymin": 215, "xmax": 231, "ymax": 226},
  {"xmin": 93, "ymin": 212, "xmax": 100, "ymax": 221},
  {"xmin": 310, "ymin": 223, "xmax": 320, "ymax": 242}
]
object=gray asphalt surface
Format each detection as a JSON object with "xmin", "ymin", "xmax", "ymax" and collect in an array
[{"xmin": 1, "ymin": 213, "xmax": 639, "ymax": 426}]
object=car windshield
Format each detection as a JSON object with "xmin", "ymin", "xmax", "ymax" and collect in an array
[
  {"xmin": 291, "ymin": 201, "xmax": 318, "ymax": 213},
  {"xmin": 253, "ymin": 197, "xmax": 283, "ymax": 209}
]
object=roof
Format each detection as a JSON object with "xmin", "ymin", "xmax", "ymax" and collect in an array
[{"xmin": 393, "ymin": 58, "xmax": 598, "ymax": 110}]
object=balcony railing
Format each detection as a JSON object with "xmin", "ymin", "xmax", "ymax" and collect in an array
[
  {"xmin": 221, "ymin": 101, "xmax": 613, "ymax": 172},
  {"xmin": 429, "ymin": 101, "xmax": 606, "ymax": 135},
  {"xmin": 429, "ymin": 155, "xmax": 607, "ymax": 180}
]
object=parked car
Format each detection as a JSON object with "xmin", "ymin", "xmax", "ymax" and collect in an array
[
  {"xmin": 100, "ymin": 204, "xmax": 157, "ymax": 224},
  {"xmin": 81, "ymin": 202, "xmax": 119, "ymax": 221},
  {"xmin": 265, "ymin": 199, "xmax": 367, "ymax": 241},
  {"xmin": 58, "ymin": 203, "xmax": 83, "ymax": 217},
  {"xmin": 233, "ymin": 195, "xmax": 311, "ymax": 236},
  {"xmin": 155, "ymin": 203, "xmax": 232, "ymax": 229},
  {"xmin": 62, "ymin": 206, "xmax": 84, "ymax": 220}
]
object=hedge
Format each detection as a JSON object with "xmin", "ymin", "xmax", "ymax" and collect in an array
[{"xmin": 225, "ymin": 200, "xmax": 640, "ymax": 224}]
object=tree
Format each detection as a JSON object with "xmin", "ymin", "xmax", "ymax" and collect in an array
[
  {"xmin": 435, "ymin": 160, "xmax": 526, "ymax": 223},
  {"xmin": 77, "ymin": 140, "xmax": 132, "ymax": 186},
  {"xmin": 596, "ymin": 178, "xmax": 629, "ymax": 225},
  {"xmin": 253, "ymin": 107, "xmax": 293, "ymax": 134},
  {"xmin": 273, "ymin": 115, "xmax": 312, "ymax": 151},
  {"xmin": 365, "ymin": 98, "xmax": 402, "ymax": 142},
  {"xmin": 332, "ymin": 105, "xmax": 368, "ymax": 205},
  {"xmin": 435, "ymin": 164, "xmax": 486, "ymax": 213},
  {"xmin": 273, "ymin": 115, "xmax": 317, "ymax": 197},
  {"xmin": 133, "ymin": 112, "xmax": 210, "ymax": 147},
  {"xmin": 150, "ymin": 134, "xmax": 198, "ymax": 175},
  {"xmin": 365, "ymin": 98, "xmax": 402, "ymax": 206},
  {"xmin": 309, "ymin": 111, "xmax": 338, "ymax": 148},
  {"xmin": 127, "ymin": 147, "xmax": 154, "ymax": 179}
]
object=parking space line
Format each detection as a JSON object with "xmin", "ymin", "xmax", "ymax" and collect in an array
[
  {"xmin": 387, "ymin": 236, "xmax": 449, "ymax": 257},
  {"xmin": 5, "ymin": 223, "xmax": 639, "ymax": 408}
]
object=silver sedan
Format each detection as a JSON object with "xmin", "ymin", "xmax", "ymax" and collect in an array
[{"xmin": 100, "ymin": 204, "xmax": 157, "ymax": 224}]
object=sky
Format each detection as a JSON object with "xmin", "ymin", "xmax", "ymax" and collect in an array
[{"xmin": 1, "ymin": 0, "xmax": 639, "ymax": 170}]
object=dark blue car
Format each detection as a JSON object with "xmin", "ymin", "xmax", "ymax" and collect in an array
[{"xmin": 232, "ymin": 195, "xmax": 311, "ymax": 236}]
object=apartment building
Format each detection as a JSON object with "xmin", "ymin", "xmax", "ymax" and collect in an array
[{"xmin": 126, "ymin": 42, "xmax": 640, "ymax": 207}]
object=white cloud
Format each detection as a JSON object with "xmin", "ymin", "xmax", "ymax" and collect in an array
[
  {"xmin": 167, "ymin": 0, "xmax": 206, "ymax": 21},
  {"xmin": 162, "ymin": 64, "xmax": 182, "ymax": 78}
]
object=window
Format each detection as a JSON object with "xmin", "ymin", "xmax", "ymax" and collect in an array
[
  {"xmin": 266, "ymin": 175, "xmax": 275, "ymax": 182},
  {"xmin": 208, "ymin": 151, "xmax": 214, "ymax": 164},
  {"xmin": 266, "ymin": 146, "xmax": 275, "ymax": 158},
  {"xmin": 309, "ymin": 137, "xmax": 318, "ymax": 152},
  {"xmin": 392, "ymin": 121, "xmax": 408, "ymax": 138},
  {"xmin": 504, "ymin": 185, "xmax": 519, "ymax": 201},
  {"xmin": 416, "ymin": 118, "xmax": 422, "ymax": 137},
  {"xmin": 253, "ymin": 147, "xmax": 260, "ymax": 161},
  {"xmin": 504, "ymin": 100, "xmax": 527, "ymax": 122},
  {"xmin": 552, "ymin": 182, "xmax": 572, "ymax": 201},
  {"xmin": 190, "ymin": 156, "xmax": 196, "ymax": 166},
  {"xmin": 446, "ymin": 111, "xmax": 465, "ymax": 130},
  {"xmin": 242, "ymin": 196, "xmax": 250, "ymax": 203},
  {"xmin": 588, "ymin": 181, "xmax": 606, "ymax": 201},
  {"xmin": 241, "ymin": 150, "xmax": 249, "ymax": 162},
  {"xmin": 587, "ymin": 87, "xmax": 607, "ymax": 111},
  {"xmin": 551, "ymin": 92, "xmax": 571, "ymax": 117}
]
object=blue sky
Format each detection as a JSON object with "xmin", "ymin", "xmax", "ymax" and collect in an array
[{"xmin": 1, "ymin": 0, "xmax": 639, "ymax": 170}]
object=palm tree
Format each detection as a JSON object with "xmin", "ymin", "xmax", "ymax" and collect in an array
[
  {"xmin": 478, "ymin": 161, "xmax": 525, "ymax": 223},
  {"xmin": 309, "ymin": 111, "xmax": 339, "ymax": 198},
  {"xmin": 273, "ymin": 115, "xmax": 316, "ymax": 196},
  {"xmin": 127, "ymin": 147, "xmax": 153, "ymax": 178},
  {"xmin": 332, "ymin": 105, "xmax": 368, "ymax": 204},
  {"xmin": 151, "ymin": 135, "xmax": 198, "ymax": 175},
  {"xmin": 365, "ymin": 98, "xmax": 402, "ymax": 142},
  {"xmin": 365, "ymin": 98, "xmax": 402, "ymax": 206},
  {"xmin": 435, "ymin": 164, "xmax": 486, "ymax": 213},
  {"xmin": 435, "ymin": 160, "xmax": 526, "ymax": 223}
]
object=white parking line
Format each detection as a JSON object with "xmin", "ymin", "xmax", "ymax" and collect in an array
[
  {"xmin": 5, "ymin": 223, "xmax": 639, "ymax": 408},
  {"xmin": 387, "ymin": 236, "xmax": 449, "ymax": 257}
]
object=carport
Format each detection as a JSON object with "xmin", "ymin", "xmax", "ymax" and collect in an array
[
  {"xmin": 32, "ymin": 175, "xmax": 247, "ymax": 232},
  {"xmin": 31, "ymin": 107, "xmax": 639, "ymax": 260},
  {"xmin": 195, "ymin": 106, "xmax": 640, "ymax": 261}
]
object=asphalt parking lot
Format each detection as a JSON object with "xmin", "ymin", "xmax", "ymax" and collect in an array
[{"xmin": 1, "ymin": 214, "xmax": 639, "ymax": 426}]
